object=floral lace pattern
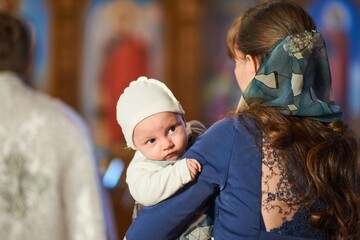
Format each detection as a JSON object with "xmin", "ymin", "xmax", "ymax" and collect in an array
[
  {"xmin": 261, "ymin": 137, "xmax": 300, "ymax": 228},
  {"xmin": 261, "ymin": 137, "xmax": 326, "ymax": 238}
]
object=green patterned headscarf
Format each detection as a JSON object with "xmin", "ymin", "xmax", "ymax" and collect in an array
[{"xmin": 237, "ymin": 31, "xmax": 342, "ymax": 122}]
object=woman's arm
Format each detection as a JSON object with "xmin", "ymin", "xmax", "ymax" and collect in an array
[{"xmin": 125, "ymin": 118, "xmax": 237, "ymax": 240}]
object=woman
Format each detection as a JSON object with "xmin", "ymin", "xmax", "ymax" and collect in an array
[{"xmin": 124, "ymin": 1, "xmax": 360, "ymax": 239}]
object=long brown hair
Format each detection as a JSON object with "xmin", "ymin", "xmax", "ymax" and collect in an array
[
  {"xmin": 227, "ymin": 1, "xmax": 360, "ymax": 238},
  {"xmin": 243, "ymin": 106, "xmax": 359, "ymax": 239},
  {"xmin": 227, "ymin": 0, "xmax": 316, "ymax": 63}
]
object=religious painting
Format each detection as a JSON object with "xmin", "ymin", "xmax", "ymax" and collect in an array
[
  {"xmin": 308, "ymin": 0, "xmax": 360, "ymax": 122},
  {"xmin": 81, "ymin": 0, "xmax": 164, "ymax": 160},
  {"xmin": 200, "ymin": 0, "xmax": 256, "ymax": 124}
]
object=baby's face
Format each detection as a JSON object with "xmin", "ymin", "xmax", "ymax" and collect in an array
[{"xmin": 133, "ymin": 112, "xmax": 188, "ymax": 161}]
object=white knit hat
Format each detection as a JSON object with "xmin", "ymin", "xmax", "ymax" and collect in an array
[{"xmin": 116, "ymin": 76, "xmax": 185, "ymax": 150}]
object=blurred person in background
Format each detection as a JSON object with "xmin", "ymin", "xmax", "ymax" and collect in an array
[{"xmin": 0, "ymin": 12, "xmax": 117, "ymax": 240}]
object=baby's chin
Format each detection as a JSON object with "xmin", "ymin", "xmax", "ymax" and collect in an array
[
  {"xmin": 163, "ymin": 153, "xmax": 182, "ymax": 161},
  {"xmin": 147, "ymin": 155, "xmax": 181, "ymax": 161}
]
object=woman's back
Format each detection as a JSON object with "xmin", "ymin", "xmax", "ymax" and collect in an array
[
  {"xmin": 124, "ymin": 1, "xmax": 360, "ymax": 239},
  {"xmin": 261, "ymin": 137, "xmax": 326, "ymax": 238}
]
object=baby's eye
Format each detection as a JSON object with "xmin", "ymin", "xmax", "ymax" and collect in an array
[
  {"xmin": 168, "ymin": 125, "xmax": 176, "ymax": 134},
  {"xmin": 146, "ymin": 139, "xmax": 156, "ymax": 144}
]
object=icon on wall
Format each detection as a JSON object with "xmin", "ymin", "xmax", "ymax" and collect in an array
[{"xmin": 308, "ymin": 0, "xmax": 360, "ymax": 121}]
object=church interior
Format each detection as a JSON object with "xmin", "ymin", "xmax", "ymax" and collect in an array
[{"xmin": 1, "ymin": 0, "xmax": 360, "ymax": 238}]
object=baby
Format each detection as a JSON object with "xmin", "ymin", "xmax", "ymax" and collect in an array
[{"xmin": 116, "ymin": 76, "xmax": 212, "ymax": 240}]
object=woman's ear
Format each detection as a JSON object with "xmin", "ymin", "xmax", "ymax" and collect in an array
[{"xmin": 245, "ymin": 54, "xmax": 260, "ymax": 75}]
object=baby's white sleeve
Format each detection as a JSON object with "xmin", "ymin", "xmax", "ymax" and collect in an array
[{"xmin": 126, "ymin": 151, "xmax": 192, "ymax": 206}]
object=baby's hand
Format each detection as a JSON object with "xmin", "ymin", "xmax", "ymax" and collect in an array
[{"xmin": 186, "ymin": 158, "xmax": 202, "ymax": 180}]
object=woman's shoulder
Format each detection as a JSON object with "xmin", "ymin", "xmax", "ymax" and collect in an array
[{"xmin": 211, "ymin": 115, "xmax": 260, "ymax": 133}]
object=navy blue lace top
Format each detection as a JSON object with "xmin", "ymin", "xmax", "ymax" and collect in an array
[{"xmin": 126, "ymin": 116, "xmax": 327, "ymax": 239}]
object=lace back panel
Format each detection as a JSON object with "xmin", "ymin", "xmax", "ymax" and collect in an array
[
  {"xmin": 261, "ymin": 137, "xmax": 300, "ymax": 231},
  {"xmin": 261, "ymin": 137, "xmax": 327, "ymax": 238}
]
